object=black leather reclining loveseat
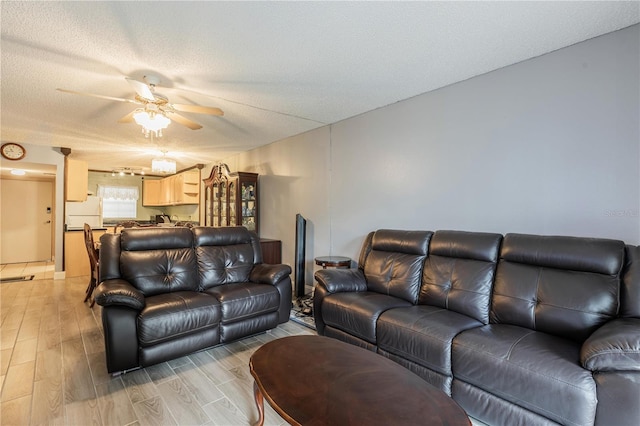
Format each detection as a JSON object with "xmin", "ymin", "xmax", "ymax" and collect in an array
[
  {"xmin": 313, "ymin": 229, "xmax": 640, "ymax": 426},
  {"xmin": 95, "ymin": 226, "xmax": 292, "ymax": 374}
]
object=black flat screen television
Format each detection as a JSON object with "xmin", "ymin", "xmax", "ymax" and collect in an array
[{"xmin": 294, "ymin": 213, "xmax": 306, "ymax": 298}]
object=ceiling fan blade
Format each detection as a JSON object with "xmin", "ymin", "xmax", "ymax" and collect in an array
[
  {"xmin": 171, "ymin": 103, "xmax": 224, "ymax": 116},
  {"xmin": 117, "ymin": 110, "xmax": 136, "ymax": 123},
  {"xmin": 56, "ymin": 88, "xmax": 138, "ymax": 104},
  {"xmin": 166, "ymin": 112, "xmax": 203, "ymax": 130},
  {"xmin": 125, "ymin": 77, "xmax": 155, "ymax": 101}
]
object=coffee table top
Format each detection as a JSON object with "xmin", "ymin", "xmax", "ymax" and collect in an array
[{"xmin": 249, "ymin": 335, "xmax": 470, "ymax": 426}]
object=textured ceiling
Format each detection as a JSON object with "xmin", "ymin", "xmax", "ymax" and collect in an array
[{"xmin": 1, "ymin": 1, "xmax": 638, "ymax": 174}]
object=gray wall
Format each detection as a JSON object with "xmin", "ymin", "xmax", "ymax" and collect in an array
[{"xmin": 226, "ymin": 25, "xmax": 639, "ymax": 284}]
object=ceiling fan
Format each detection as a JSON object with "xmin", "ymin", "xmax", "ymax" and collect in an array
[{"xmin": 57, "ymin": 75, "xmax": 223, "ymax": 133}]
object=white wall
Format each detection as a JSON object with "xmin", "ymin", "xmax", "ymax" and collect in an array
[
  {"xmin": 220, "ymin": 127, "xmax": 331, "ymax": 285},
  {"xmin": 224, "ymin": 25, "xmax": 639, "ymax": 284}
]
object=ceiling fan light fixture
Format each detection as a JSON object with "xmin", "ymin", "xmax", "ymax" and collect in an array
[
  {"xmin": 151, "ymin": 157, "xmax": 176, "ymax": 174},
  {"xmin": 133, "ymin": 109, "xmax": 170, "ymax": 138}
]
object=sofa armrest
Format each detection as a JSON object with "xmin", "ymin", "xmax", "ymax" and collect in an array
[
  {"xmin": 581, "ymin": 317, "xmax": 640, "ymax": 371},
  {"xmin": 314, "ymin": 268, "xmax": 368, "ymax": 294},
  {"xmin": 94, "ymin": 279, "xmax": 145, "ymax": 310},
  {"xmin": 250, "ymin": 264, "xmax": 292, "ymax": 285}
]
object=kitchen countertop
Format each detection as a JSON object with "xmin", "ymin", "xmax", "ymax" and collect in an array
[
  {"xmin": 102, "ymin": 221, "xmax": 155, "ymax": 226},
  {"xmin": 67, "ymin": 221, "xmax": 201, "ymax": 231},
  {"xmin": 100, "ymin": 221, "xmax": 200, "ymax": 227}
]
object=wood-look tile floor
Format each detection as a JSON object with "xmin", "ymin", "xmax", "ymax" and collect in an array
[
  {"xmin": 0, "ymin": 275, "xmax": 315, "ymax": 425},
  {"xmin": 0, "ymin": 261, "xmax": 55, "ymax": 282}
]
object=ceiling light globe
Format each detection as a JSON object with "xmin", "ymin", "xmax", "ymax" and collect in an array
[{"xmin": 133, "ymin": 110, "xmax": 170, "ymax": 138}]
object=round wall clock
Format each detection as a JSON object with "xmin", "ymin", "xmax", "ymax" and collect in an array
[{"xmin": 1, "ymin": 143, "xmax": 26, "ymax": 160}]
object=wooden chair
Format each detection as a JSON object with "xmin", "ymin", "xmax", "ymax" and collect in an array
[{"xmin": 83, "ymin": 223, "xmax": 100, "ymax": 307}]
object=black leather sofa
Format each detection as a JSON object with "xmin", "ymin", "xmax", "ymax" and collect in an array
[
  {"xmin": 313, "ymin": 229, "xmax": 640, "ymax": 426},
  {"xmin": 95, "ymin": 226, "xmax": 292, "ymax": 374}
]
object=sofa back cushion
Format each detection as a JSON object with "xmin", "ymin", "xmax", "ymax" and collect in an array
[
  {"xmin": 194, "ymin": 226, "xmax": 257, "ymax": 290},
  {"xmin": 363, "ymin": 229, "xmax": 432, "ymax": 304},
  {"xmin": 419, "ymin": 230, "xmax": 502, "ymax": 324},
  {"xmin": 621, "ymin": 245, "xmax": 640, "ymax": 319},
  {"xmin": 119, "ymin": 227, "xmax": 198, "ymax": 296},
  {"xmin": 491, "ymin": 233, "xmax": 625, "ymax": 342},
  {"xmin": 99, "ymin": 232, "xmax": 122, "ymax": 282}
]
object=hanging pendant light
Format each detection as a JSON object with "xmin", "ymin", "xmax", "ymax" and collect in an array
[{"xmin": 151, "ymin": 151, "xmax": 176, "ymax": 174}]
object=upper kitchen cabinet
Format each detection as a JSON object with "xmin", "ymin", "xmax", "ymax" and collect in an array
[
  {"xmin": 142, "ymin": 179, "xmax": 162, "ymax": 206},
  {"xmin": 173, "ymin": 169, "xmax": 200, "ymax": 204},
  {"xmin": 142, "ymin": 169, "xmax": 200, "ymax": 206},
  {"xmin": 65, "ymin": 157, "xmax": 88, "ymax": 201}
]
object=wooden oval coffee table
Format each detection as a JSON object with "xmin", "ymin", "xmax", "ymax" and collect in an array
[{"xmin": 249, "ymin": 335, "xmax": 470, "ymax": 426}]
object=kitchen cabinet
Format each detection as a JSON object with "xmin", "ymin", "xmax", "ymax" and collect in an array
[
  {"xmin": 160, "ymin": 177, "xmax": 174, "ymax": 205},
  {"xmin": 64, "ymin": 228, "xmax": 107, "ymax": 277},
  {"xmin": 178, "ymin": 169, "xmax": 200, "ymax": 204},
  {"xmin": 142, "ymin": 179, "xmax": 161, "ymax": 206},
  {"xmin": 172, "ymin": 169, "xmax": 200, "ymax": 204},
  {"xmin": 204, "ymin": 165, "xmax": 259, "ymax": 234},
  {"xmin": 65, "ymin": 157, "xmax": 88, "ymax": 201},
  {"xmin": 142, "ymin": 169, "xmax": 200, "ymax": 206}
]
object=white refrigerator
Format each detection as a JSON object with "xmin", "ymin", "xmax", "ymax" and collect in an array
[{"xmin": 65, "ymin": 196, "xmax": 103, "ymax": 230}]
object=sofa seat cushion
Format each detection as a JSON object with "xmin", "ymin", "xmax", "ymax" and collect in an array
[
  {"xmin": 322, "ymin": 292, "xmax": 412, "ymax": 344},
  {"xmin": 453, "ymin": 324, "xmax": 597, "ymax": 426},
  {"xmin": 204, "ymin": 282, "xmax": 280, "ymax": 323},
  {"xmin": 378, "ymin": 305, "xmax": 483, "ymax": 376},
  {"xmin": 138, "ymin": 291, "xmax": 221, "ymax": 347}
]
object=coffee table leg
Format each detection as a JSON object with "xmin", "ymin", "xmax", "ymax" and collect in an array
[{"xmin": 253, "ymin": 381, "xmax": 265, "ymax": 426}]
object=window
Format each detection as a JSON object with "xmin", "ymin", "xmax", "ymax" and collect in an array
[{"xmin": 98, "ymin": 185, "xmax": 138, "ymax": 219}]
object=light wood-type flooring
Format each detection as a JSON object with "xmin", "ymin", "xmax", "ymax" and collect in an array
[
  {"xmin": 0, "ymin": 261, "xmax": 55, "ymax": 282},
  {"xmin": 1, "ymin": 274, "xmax": 314, "ymax": 425}
]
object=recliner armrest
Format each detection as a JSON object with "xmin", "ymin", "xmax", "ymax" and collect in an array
[
  {"xmin": 250, "ymin": 264, "xmax": 292, "ymax": 285},
  {"xmin": 315, "ymin": 268, "xmax": 368, "ymax": 293},
  {"xmin": 94, "ymin": 279, "xmax": 145, "ymax": 310},
  {"xmin": 581, "ymin": 317, "xmax": 640, "ymax": 371}
]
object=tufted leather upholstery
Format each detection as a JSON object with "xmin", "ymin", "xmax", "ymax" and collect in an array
[
  {"xmin": 419, "ymin": 230, "xmax": 502, "ymax": 323},
  {"xmin": 109, "ymin": 227, "xmax": 200, "ymax": 296},
  {"xmin": 316, "ymin": 230, "xmax": 431, "ymax": 343},
  {"xmin": 376, "ymin": 230, "xmax": 502, "ymax": 395},
  {"xmin": 621, "ymin": 245, "xmax": 640, "ymax": 318},
  {"xmin": 314, "ymin": 229, "xmax": 640, "ymax": 426},
  {"xmin": 490, "ymin": 234, "xmax": 623, "ymax": 342},
  {"xmin": 95, "ymin": 226, "xmax": 292, "ymax": 374},
  {"xmin": 194, "ymin": 226, "xmax": 256, "ymax": 289},
  {"xmin": 364, "ymin": 229, "xmax": 432, "ymax": 303}
]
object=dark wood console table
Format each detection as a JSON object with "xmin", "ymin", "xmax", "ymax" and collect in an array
[
  {"xmin": 259, "ymin": 239, "xmax": 281, "ymax": 264},
  {"xmin": 249, "ymin": 335, "xmax": 471, "ymax": 426}
]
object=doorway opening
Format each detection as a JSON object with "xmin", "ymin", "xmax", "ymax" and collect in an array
[{"xmin": 0, "ymin": 162, "xmax": 57, "ymax": 281}]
